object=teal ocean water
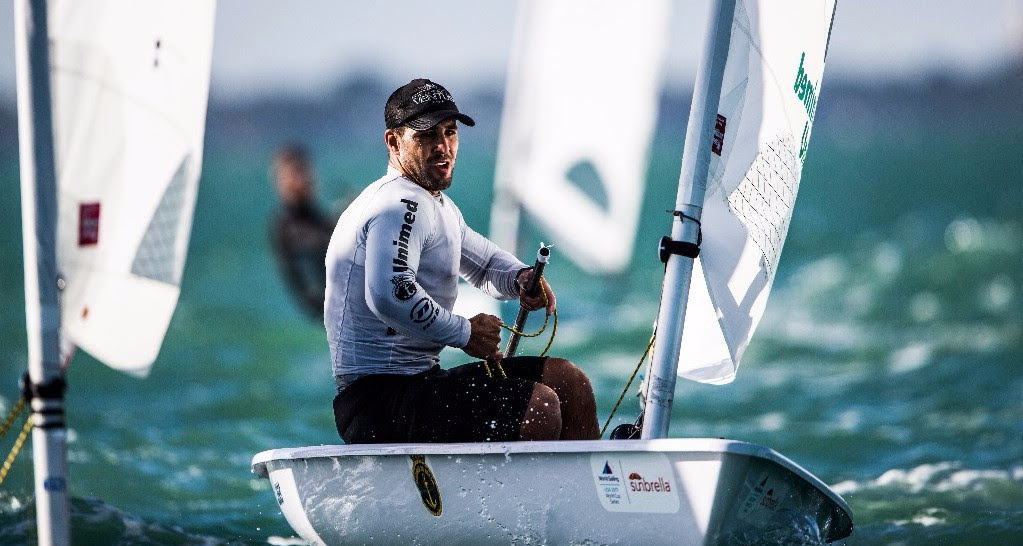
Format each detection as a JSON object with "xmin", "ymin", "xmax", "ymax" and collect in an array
[{"xmin": 0, "ymin": 70, "xmax": 1021, "ymax": 544}]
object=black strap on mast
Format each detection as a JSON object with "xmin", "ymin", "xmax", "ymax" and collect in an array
[{"xmin": 658, "ymin": 210, "xmax": 702, "ymax": 262}]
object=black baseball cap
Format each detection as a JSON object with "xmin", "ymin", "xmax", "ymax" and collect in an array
[{"xmin": 384, "ymin": 78, "xmax": 476, "ymax": 131}]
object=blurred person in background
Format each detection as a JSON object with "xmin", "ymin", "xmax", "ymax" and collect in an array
[{"xmin": 269, "ymin": 144, "xmax": 339, "ymax": 320}]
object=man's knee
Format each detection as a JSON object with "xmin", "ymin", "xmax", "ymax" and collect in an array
[
  {"xmin": 518, "ymin": 383, "xmax": 562, "ymax": 440},
  {"xmin": 542, "ymin": 357, "xmax": 594, "ymax": 397}
]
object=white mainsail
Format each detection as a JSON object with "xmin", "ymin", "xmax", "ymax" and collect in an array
[
  {"xmin": 48, "ymin": 0, "xmax": 215, "ymax": 376},
  {"xmin": 17, "ymin": 1, "xmax": 216, "ymax": 542},
  {"xmin": 676, "ymin": 0, "xmax": 837, "ymax": 383},
  {"xmin": 490, "ymin": 0, "xmax": 670, "ymax": 274}
]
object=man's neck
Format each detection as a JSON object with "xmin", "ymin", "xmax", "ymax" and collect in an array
[{"xmin": 387, "ymin": 160, "xmax": 441, "ymax": 196}]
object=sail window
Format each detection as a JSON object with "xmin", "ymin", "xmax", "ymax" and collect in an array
[{"xmin": 131, "ymin": 156, "xmax": 190, "ymax": 285}]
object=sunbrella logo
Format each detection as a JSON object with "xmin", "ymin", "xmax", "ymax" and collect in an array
[{"xmin": 627, "ymin": 472, "xmax": 672, "ymax": 493}]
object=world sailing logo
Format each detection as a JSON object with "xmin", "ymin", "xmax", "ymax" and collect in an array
[
  {"xmin": 598, "ymin": 461, "xmax": 620, "ymax": 483},
  {"xmin": 596, "ymin": 460, "xmax": 623, "ymax": 506},
  {"xmin": 793, "ymin": 52, "xmax": 821, "ymax": 161}
]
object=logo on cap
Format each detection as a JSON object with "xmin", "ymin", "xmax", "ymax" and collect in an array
[{"xmin": 410, "ymin": 83, "xmax": 453, "ymax": 106}]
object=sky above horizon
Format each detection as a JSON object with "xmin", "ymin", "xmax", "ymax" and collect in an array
[{"xmin": 1, "ymin": 0, "xmax": 1021, "ymax": 101}]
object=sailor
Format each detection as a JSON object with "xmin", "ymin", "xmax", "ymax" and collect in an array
[
  {"xmin": 269, "ymin": 144, "xmax": 339, "ymax": 320},
  {"xmin": 326, "ymin": 78, "xmax": 599, "ymax": 443}
]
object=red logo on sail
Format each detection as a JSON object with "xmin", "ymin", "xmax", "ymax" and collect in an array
[
  {"xmin": 711, "ymin": 114, "xmax": 727, "ymax": 156},
  {"xmin": 78, "ymin": 203, "xmax": 101, "ymax": 246}
]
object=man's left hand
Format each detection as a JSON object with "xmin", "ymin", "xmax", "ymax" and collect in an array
[{"xmin": 516, "ymin": 269, "xmax": 556, "ymax": 315}]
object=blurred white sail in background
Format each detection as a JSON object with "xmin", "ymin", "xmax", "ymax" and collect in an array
[
  {"xmin": 677, "ymin": 0, "xmax": 837, "ymax": 383},
  {"xmin": 49, "ymin": 0, "xmax": 215, "ymax": 376},
  {"xmin": 490, "ymin": 0, "xmax": 670, "ymax": 274}
]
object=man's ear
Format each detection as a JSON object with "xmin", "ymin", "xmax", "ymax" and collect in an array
[{"xmin": 384, "ymin": 129, "xmax": 399, "ymax": 154}]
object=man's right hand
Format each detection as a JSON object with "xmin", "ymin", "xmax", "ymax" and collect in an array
[{"xmin": 463, "ymin": 313, "xmax": 503, "ymax": 360}]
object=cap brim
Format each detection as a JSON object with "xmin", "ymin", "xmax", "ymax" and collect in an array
[{"xmin": 405, "ymin": 110, "xmax": 476, "ymax": 131}]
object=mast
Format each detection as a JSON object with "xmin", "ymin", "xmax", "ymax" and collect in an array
[
  {"xmin": 14, "ymin": 0, "xmax": 72, "ymax": 543},
  {"xmin": 642, "ymin": 0, "xmax": 737, "ymax": 438}
]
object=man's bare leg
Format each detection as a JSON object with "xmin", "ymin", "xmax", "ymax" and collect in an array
[
  {"xmin": 517, "ymin": 384, "xmax": 562, "ymax": 440},
  {"xmin": 540, "ymin": 358, "xmax": 599, "ymax": 440}
]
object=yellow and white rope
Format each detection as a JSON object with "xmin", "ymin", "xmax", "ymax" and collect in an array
[{"xmin": 484, "ymin": 279, "xmax": 558, "ymax": 378}]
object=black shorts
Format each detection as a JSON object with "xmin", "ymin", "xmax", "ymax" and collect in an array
[{"xmin": 333, "ymin": 356, "xmax": 547, "ymax": 444}]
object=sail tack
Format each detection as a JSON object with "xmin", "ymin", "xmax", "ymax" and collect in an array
[
  {"xmin": 49, "ymin": 0, "xmax": 215, "ymax": 376},
  {"xmin": 677, "ymin": 0, "xmax": 837, "ymax": 383},
  {"xmin": 490, "ymin": 0, "xmax": 670, "ymax": 274}
]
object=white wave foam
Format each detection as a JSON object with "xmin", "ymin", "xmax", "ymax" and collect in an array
[
  {"xmin": 893, "ymin": 507, "xmax": 947, "ymax": 527},
  {"xmin": 755, "ymin": 411, "xmax": 786, "ymax": 432},
  {"xmin": 982, "ymin": 274, "xmax": 1015, "ymax": 312},
  {"xmin": 944, "ymin": 217, "xmax": 1021, "ymax": 254},
  {"xmin": 888, "ymin": 341, "xmax": 933, "ymax": 373},
  {"xmin": 831, "ymin": 461, "xmax": 1023, "ymax": 495}
]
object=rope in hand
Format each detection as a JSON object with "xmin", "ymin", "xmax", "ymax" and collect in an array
[
  {"xmin": 0, "ymin": 397, "xmax": 32, "ymax": 487},
  {"xmin": 481, "ymin": 278, "xmax": 558, "ymax": 379},
  {"xmin": 599, "ymin": 332, "xmax": 656, "ymax": 438},
  {"xmin": 472, "ymin": 269, "xmax": 656, "ymax": 439},
  {"xmin": 473, "ymin": 272, "xmax": 659, "ymax": 439}
]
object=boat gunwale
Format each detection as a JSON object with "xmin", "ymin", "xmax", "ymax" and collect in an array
[{"xmin": 250, "ymin": 437, "xmax": 852, "ymax": 524}]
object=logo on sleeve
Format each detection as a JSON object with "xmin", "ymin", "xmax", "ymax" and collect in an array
[
  {"xmin": 410, "ymin": 296, "xmax": 440, "ymax": 329},
  {"xmin": 391, "ymin": 275, "xmax": 418, "ymax": 301},
  {"xmin": 392, "ymin": 198, "xmax": 419, "ymax": 273}
]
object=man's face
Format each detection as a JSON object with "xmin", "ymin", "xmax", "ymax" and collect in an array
[
  {"xmin": 274, "ymin": 159, "xmax": 313, "ymax": 204},
  {"xmin": 388, "ymin": 117, "xmax": 459, "ymax": 192}
]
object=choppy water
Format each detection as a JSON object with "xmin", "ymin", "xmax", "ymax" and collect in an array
[{"xmin": 0, "ymin": 86, "xmax": 1021, "ymax": 544}]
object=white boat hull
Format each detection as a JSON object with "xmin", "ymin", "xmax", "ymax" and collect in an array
[{"xmin": 252, "ymin": 438, "xmax": 852, "ymax": 545}]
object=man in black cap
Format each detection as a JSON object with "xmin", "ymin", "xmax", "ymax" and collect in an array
[{"xmin": 324, "ymin": 78, "xmax": 599, "ymax": 444}]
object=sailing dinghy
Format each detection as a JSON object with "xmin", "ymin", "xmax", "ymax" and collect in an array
[
  {"xmin": 252, "ymin": 0, "xmax": 854, "ymax": 543},
  {"xmin": 15, "ymin": 0, "xmax": 215, "ymax": 542}
]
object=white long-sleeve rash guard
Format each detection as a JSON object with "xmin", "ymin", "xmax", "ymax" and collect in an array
[{"xmin": 325, "ymin": 167, "xmax": 526, "ymax": 384}]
